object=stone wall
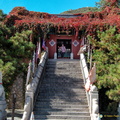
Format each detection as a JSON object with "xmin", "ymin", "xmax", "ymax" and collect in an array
[{"xmin": 7, "ymin": 74, "xmax": 24, "ymax": 109}]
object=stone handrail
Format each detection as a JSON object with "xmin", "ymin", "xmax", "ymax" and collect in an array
[
  {"xmin": 26, "ymin": 51, "xmax": 36, "ymax": 86},
  {"xmin": 22, "ymin": 49, "xmax": 48, "ymax": 120},
  {"xmin": 0, "ymin": 72, "xmax": 7, "ymax": 120},
  {"xmin": 80, "ymin": 53, "xmax": 100, "ymax": 120}
]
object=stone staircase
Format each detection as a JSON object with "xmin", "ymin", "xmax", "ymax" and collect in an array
[{"xmin": 33, "ymin": 59, "xmax": 91, "ymax": 120}]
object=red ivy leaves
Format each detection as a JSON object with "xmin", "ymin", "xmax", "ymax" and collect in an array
[{"xmin": 4, "ymin": 6, "xmax": 120, "ymax": 37}]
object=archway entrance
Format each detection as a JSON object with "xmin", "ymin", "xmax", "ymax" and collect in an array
[{"xmin": 57, "ymin": 39, "xmax": 71, "ymax": 59}]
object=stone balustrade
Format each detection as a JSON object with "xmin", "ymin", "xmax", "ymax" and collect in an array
[
  {"xmin": 80, "ymin": 53, "xmax": 100, "ymax": 120},
  {"xmin": 21, "ymin": 49, "xmax": 48, "ymax": 120},
  {"xmin": 0, "ymin": 72, "xmax": 7, "ymax": 120},
  {"xmin": 117, "ymin": 103, "xmax": 120, "ymax": 120}
]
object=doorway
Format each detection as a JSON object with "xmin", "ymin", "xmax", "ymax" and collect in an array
[{"xmin": 57, "ymin": 39, "xmax": 71, "ymax": 58}]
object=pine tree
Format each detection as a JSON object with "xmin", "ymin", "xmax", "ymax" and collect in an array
[
  {"xmin": 88, "ymin": 26, "xmax": 120, "ymax": 114},
  {"xmin": 0, "ymin": 25, "xmax": 35, "ymax": 97}
]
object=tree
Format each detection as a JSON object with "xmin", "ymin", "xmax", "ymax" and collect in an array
[
  {"xmin": 88, "ymin": 26, "xmax": 120, "ymax": 114},
  {"xmin": 60, "ymin": 7, "xmax": 99, "ymax": 14},
  {"xmin": 0, "ymin": 9, "xmax": 6, "ymax": 21},
  {"xmin": 0, "ymin": 24, "xmax": 35, "ymax": 97},
  {"xmin": 96, "ymin": 0, "xmax": 120, "ymax": 9},
  {"xmin": 96, "ymin": 0, "xmax": 108, "ymax": 9}
]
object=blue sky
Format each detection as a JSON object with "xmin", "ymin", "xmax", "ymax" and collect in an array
[{"xmin": 0, "ymin": 0, "xmax": 100, "ymax": 14}]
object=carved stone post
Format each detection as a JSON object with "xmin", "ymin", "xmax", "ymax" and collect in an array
[
  {"xmin": 89, "ymin": 85, "xmax": 99, "ymax": 120},
  {"xmin": 26, "ymin": 84, "xmax": 34, "ymax": 112},
  {"xmin": 0, "ymin": 72, "xmax": 7, "ymax": 120},
  {"xmin": 22, "ymin": 83, "xmax": 34, "ymax": 120}
]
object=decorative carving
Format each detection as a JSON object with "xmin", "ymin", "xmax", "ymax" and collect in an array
[
  {"xmin": 72, "ymin": 40, "xmax": 79, "ymax": 47},
  {"xmin": 22, "ymin": 96, "xmax": 31, "ymax": 120},
  {"xmin": 49, "ymin": 39, "xmax": 56, "ymax": 46},
  {"xmin": 92, "ymin": 99, "xmax": 99, "ymax": 114}
]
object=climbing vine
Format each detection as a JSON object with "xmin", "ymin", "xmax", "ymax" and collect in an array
[{"xmin": 3, "ymin": 2, "xmax": 120, "ymax": 38}]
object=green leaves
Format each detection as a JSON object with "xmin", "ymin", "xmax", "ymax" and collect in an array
[
  {"xmin": 8, "ymin": 30, "xmax": 35, "ymax": 58},
  {"xmin": 88, "ymin": 26, "xmax": 120, "ymax": 102},
  {"xmin": 0, "ymin": 25, "xmax": 35, "ymax": 98}
]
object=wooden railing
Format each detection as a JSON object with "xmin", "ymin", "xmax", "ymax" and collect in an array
[
  {"xmin": 80, "ymin": 53, "xmax": 100, "ymax": 120},
  {"xmin": 22, "ymin": 49, "xmax": 48, "ymax": 120}
]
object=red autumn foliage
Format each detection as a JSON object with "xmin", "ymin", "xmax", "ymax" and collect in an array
[{"xmin": 3, "ymin": 6, "xmax": 120, "ymax": 37}]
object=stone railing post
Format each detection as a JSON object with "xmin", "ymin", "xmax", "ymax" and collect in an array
[
  {"xmin": 0, "ymin": 72, "xmax": 7, "ymax": 120},
  {"xmin": 22, "ymin": 83, "xmax": 34, "ymax": 120},
  {"xmin": 89, "ymin": 85, "xmax": 99, "ymax": 120},
  {"xmin": 117, "ymin": 103, "xmax": 120, "ymax": 120}
]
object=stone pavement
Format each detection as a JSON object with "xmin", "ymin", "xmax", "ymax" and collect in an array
[{"xmin": 6, "ymin": 109, "xmax": 23, "ymax": 120}]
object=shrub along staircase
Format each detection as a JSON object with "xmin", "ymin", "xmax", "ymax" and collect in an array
[{"xmin": 33, "ymin": 59, "xmax": 91, "ymax": 120}]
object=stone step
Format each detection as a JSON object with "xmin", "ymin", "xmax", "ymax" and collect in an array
[
  {"xmin": 44, "ymin": 75, "xmax": 82, "ymax": 79},
  {"xmin": 41, "ymin": 81, "xmax": 84, "ymax": 84},
  {"xmin": 45, "ymin": 72, "xmax": 81, "ymax": 75},
  {"xmin": 41, "ymin": 83, "xmax": 83, "ymax": 89},
  {"xmin": 41, "ymin": 85, "xmax": 84, "ymax": 88},
  {"xmin": 34, "ymin": 111, "xmax": 90, "ymax": 116},
  {"xmin": 46, "ymin": 64, "xmax": 80, "ymax": 66},
  {"xmin": 35, "ymin": 101, "xmax": 88, "ymax": 106},
  {"xmin": 37, "ymin": 92, "xmax": 86, "ymax": 97},
  {"xmin": 43, "ymin": 78, "xmax": 83, "ymax": 81},
  {"xmin": 46, "ymin": 62, "xmax": 80, "ymax": 65},
  {"xmin": 42, "ymin": 79, "xmax": 84, "ymax": 82},
  {"xmin": 46, "ymin": 66, "xmax": 80, "ymax": 68},
  {"xmin": 39, "ymin": 87, "xmax": 84, "ymax": 91},
  {"xmin": 46, "ymin": 68, "xmax": 81, "ymax": 71},
  {"xmin": 47, "ymin": 59, "xmax": 80, "ymax": 62},
  {"xmin": 45, "ymin": 70, "xmax": 81, "ymax": 72},
  {"xmin": 46, "ymin": 66, "xmax": 81, "ymax": 71},
  {"xmin": 41, "ymin": 79, "xmax": 84, "ymax": 84},
  {"xmin": 34, "ymin": 107, "xmax": 89, "ymax": 112},
  {"xmin": 34, "ymin": 104, "xmax": 88, "ymax": 108},
  {"xmin": 41, "ymin": 82, "xmax": 84, "ymax": 86},
  {"xmin": 38, "ymin": 92, "xmax": 86, "ymax": 96},
  {"xmin": 46, "ymin": 61, "xmax": 80, "ymax": 65},
  {"xmin": 45, "ymin": 72, "xmax": 82, "ymax": 75},
  {"xmin": 39, "ymin": 91, "xmax": 86, "ymax": 94},
  {"xmin": 34, "ymin": 115, "xmax": 91, "ymax": 120},
  {"xmin": 38, "ymin": 89, "xmax": 85, "ymax": 94},
  {"xmin": 37, "ymin": 97, "xmax": 87, "ymax": 102},
  {"xmin": 33, "ymin": 59, "xmax": 90, "ymax": 120},
  {"xmin": 7, "ymin": 109, "xmax": 23, "ymax": 120},
  {"xmin": 39, "ymin": 88, "xmax": 85, "ymax": 92}
]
